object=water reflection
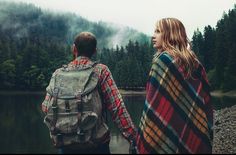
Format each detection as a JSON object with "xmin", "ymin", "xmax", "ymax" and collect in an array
[
  {"xmin": 106, "ymin": 95, "xmax": 145, "ymax": 154},
  {"xmin": 212, "ymin": 96, "xmax": 236, "ymax": 110},
  {"xmin": 0, "ymin": 93, "xmax": 57, "ymax": 154},
  {"xmin": 0, "ymin": 93, "xmax": 235, "ymax": 153}
]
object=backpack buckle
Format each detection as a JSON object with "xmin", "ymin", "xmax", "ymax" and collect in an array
[
  {"xmin": 77, "ymin": 103, "xmax": 83, "ymax": 112},
  {"xmin": 75, "ymin": 89, "xmax": 83, "ymax": 112},
  {"xmin": 53, "ymin": 88, "xmax": 59, "ymax": 96},
  {"xmin": 75, "ymin": 89, "xmax": 82, "ymax": 101},
  {"xmin": 62, "ymin": 64, "xmax": 68, "ymax": 71},
  {"xmin": 56, "ymin": 133, "xmax": 64, "ymax": 146},
  {"xmin": 77, "ymin": 129, "xmax": 85, "ymax": 142},
  {"xmin": 65, "ymin": 100, "xmax": 70, "ymax": 113},
  {"xmin": 52, "ymin": 106, "xmax": 58, "ymax": 109}
]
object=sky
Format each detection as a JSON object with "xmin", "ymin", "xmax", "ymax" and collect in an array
[{"xmin": 9, "ymin": 0, "xmax": 236, "ymax": 38}]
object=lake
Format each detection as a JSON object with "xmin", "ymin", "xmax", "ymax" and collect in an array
[{"xmin": 0, "ymin": 92, "xmax": 235, "ymax": 154}]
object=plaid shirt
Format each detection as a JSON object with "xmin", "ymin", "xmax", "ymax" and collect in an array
[{"xmin": 42, "ymin": 56, "xmax": 137, "ymax": 143}]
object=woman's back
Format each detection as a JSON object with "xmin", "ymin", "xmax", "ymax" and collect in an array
[{"xmin": 137, "ymin": 52, "xmax": 213, "ymax": 154}]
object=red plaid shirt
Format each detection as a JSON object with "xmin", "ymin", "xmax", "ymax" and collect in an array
[{"xmin": 42, "ymin": 56, "xmax": 137, "ymax": 143}]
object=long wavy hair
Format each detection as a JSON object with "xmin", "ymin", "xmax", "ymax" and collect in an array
[{"xmin": 157, "ymin": 18, "xmax": 198, "ymax": 78}]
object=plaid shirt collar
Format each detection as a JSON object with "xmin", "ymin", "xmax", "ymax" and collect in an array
[{"xmin": 70, "ymin": 56, "xmax": 93, "ymax": 66}]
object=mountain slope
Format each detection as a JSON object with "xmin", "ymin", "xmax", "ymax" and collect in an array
[{"xmin": 0, "ymin": 1, "xmax": 150, "ymax": 48}]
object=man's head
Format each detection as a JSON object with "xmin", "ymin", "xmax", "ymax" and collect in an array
[{"xmin": 73, "ymin": 32, "xmax": 97, "ymax": 58}]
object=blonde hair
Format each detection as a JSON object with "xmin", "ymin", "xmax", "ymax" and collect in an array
[{"xmin": 156, "ymin": 18, "xmax": 198, "ymax": 78}]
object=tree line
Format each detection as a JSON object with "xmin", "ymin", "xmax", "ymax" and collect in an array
[
  {"xmin": 96, "ymin": 41, "xmax": 153, "ymax": 89},
  {"xmin": 0, "ymin": 1, "xmax": 149, "ymax": 90},
  {"xmin": 191, "ymin": 4, "xmax": 236, "ymax": 91}
]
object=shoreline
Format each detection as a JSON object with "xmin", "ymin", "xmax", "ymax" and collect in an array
[
  {"xmin": 0, "ymin": 89, "xmax": 236, "ymax": 97},
  {"xmin": 210, "ymin": 90, "xmax": 236, "ymax": 98},
  {"xmin": 118, "ymin": 89, "xmax": 146, "ymax": 96},
  {"xmin": 213, "ymin": 104, "xmax": 236, "ymax": 153},
  {"xmin": 0, "ymin": 90, "xmax": 45, "ymax": 95}
]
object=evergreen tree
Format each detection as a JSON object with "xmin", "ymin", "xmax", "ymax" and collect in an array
[
  {"xmin": 203, "ymin": 25, "xmax": 216, "ymax": 71},
  {"xmin": 191, "ymin": 29, "xmax": 204, "ymax": 63},
  {"xmin": 215, "ymin": 16, "xmax": 229, "ymax": 89}
]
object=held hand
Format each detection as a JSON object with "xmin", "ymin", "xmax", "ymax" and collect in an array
[{"xmin": 129, "ymin": 140, "xmax": 138, "ymax": 154}]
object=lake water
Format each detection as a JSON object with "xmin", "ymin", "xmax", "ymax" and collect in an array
[{"xmin": 0, "ymin": 92, "xmax": 235, "ymax": 154}]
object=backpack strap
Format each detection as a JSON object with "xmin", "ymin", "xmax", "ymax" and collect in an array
[
  {"xmin": 93, "ymin": 63, "xmax": 108, "ymax": 124},
  {"xmin": 50, "ymin": 83, "xmax": 65, "ymax": 146},
  {"xmin": 75, "ymin": 89, "xmax": 87, "ymax": 142},
  {"xmin": 51, "ymin": 88, "xmax": 59, "ymax": 132},
  {"xmin": 97, "ymin": 83, "xmax": 108, "ymax": 124},
  {"xmin": 82, "ymin": 62, "xmax": 99, "ymax": 95}
]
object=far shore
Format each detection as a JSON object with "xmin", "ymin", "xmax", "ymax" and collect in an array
[
  {"xmin": 0, "ymin": 89, "xmax": 236, "ymax": 97},
  {"xmin": 210, "ymin": 90, "xmax": 236, "ymax": 98},
  {"xmin": 119, "ymin": 89, "xmax": 146, "ymax": 96},
  {"xmin": 119, "ymin": 89, "xmax": 236, "ymax": 97}
]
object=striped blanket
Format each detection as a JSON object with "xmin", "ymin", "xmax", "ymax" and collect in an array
[{"xmin": 136, "ymin": 52, "xmax": 213, "ymax": 154}]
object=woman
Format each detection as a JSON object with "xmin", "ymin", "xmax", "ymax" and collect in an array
[{"xmin": 136, "ymin": 18, "xmax": 213, "ymax": 154}]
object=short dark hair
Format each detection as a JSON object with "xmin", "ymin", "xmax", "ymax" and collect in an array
[{"xmin": 74, "ymin": 32, "xmax": 97, "ymax": 58}]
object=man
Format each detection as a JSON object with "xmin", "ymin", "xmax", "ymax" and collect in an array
[{"xmin": 41, "ymin": 32, "xmax": 137, "ymax": 154}]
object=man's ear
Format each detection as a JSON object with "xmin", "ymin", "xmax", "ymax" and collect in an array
[
  {"xmin": 73, "ymin": 44, "xmax": 78, "ymax": 58},
  {"xmin": 94, "ymin": 48, "xmax": 97, "ymax": 54}
]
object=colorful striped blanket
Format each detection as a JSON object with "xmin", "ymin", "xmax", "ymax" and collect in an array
[{"xmin": 136, "ymin": 52, "xmax": 213, "ymax": 154}]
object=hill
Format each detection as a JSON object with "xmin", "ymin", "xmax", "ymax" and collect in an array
[
  {"xmin": 0, "ymin": 1, "xmax": 151, "ymax": 90},
  {"xmin": 0, "ymin": 1, "xmax": 149, "ymax": 48}
]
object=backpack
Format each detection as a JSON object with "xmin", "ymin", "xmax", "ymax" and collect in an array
[{"xmin": 43, "ymin": 62, "xmax": 109, "ymax": 148}]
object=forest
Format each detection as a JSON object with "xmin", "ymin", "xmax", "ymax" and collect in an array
[
  {"xmin": 0, "ymin": 1, "xmax": 235, "ymax": 91},
  {"xmin": 191, "ymin": 4, "xmax": 236, "ymax": 91}
]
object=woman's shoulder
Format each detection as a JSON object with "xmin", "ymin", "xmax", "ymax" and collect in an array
[{"xmin": 153, "ymin": 51, "xmax": 174, "ymax": 64}]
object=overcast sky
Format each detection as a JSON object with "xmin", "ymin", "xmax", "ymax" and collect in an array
[{"xmin": 9, "ymin": 0, "xmax": 236, "ymax": 38}]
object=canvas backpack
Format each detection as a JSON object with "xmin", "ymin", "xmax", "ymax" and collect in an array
[{"xmin": 43, "ymin": 62, "xmax": 109, "ymax": 148}]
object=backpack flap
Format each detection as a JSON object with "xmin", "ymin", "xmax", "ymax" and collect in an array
[
  {"xmin": 55, "ymin": 67, "xmax": 95, "ymax": 98},
  {"xmin": 82, "ymin": 70, "xmax": 99, "ymax": 95}
]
